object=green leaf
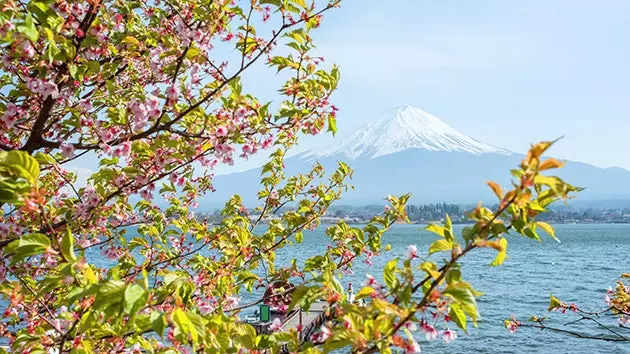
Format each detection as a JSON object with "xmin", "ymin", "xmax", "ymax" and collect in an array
[
  {"xmin": 87, "ymin": 60, "xmax": 100, "ymax": 73},
  {"xmin": 18, "ymin": 15, "xmax": 39, "ymax": 42},
  {"xmin": 536, "ymin": 221, "xmax": 559, "ymax": 242},
  {"xmin": 61, "ymin": 229, "xmax": 76, "ymax": 261},
  {"xmin": 383, "ymin": 259, "xmax": 398, "ymax": 289},
  {"xmin": 0, "ymin": 150, "xmax": 40, "ymax": 184},
  {"xmin": 68, "ymin": 63, "xmax": 78, "ymax": 79},
  {"xmin": 428, "ymin": 239, "xmax": 452, "ymax": 255},
  {"xmin": 288, "ymin": 285, "xmax": 310, "ymax": 311},
  {"xmin": 330, "ymin": 276, "xmax": 344, "ymax": 298},
  {"xmin": 44, "ymin": 29, "xmax": 60, "ymax": 63},
  {"xmin": 419, "ymin": 261, "xmax": 439, "ymax": 279},
  {"xmin": 172, "ymin": 308, "xmax": 198, "ymax": 342},
  {"xmin": 260, "ymin": 0, "xmax": 282, "ymax": 6},
  {"xmin": 121, "ymin": 36, "xmax": 141, "ymax": 47},
  {"xmin": 164, "ymin": 273, "xmax": 180, "ymax": 285},
  {"xmin": 425, "ymin": 224, "xmax": 445, "ymax": 238},
  {"xmin": 151, "ymin": 312, "xmax": 166, "ymax": 337},
  {"xmin": 548, "ymin": 294, "xmax": 564, "ymax": 311},
  {"xmin": 444, "ymin": 214, "xmax": 454, "ymax": 243},
  {"xmin": 523, "ymin": 227, "xmax": 540, "ymax": 241},
  {"xmin": 490, "ymin": 238, "xmax": 507, "ymax": 266},
  {"xmin": 6, "ymin": 233, "xmax": 51, "ymax": 262},
  {"xmin": 443, "ymin": 282, "xmax": 479, "ymax": 325},
  {"xmin": 293, "ymin": 0, "xmax": 307, "ymax": 8},
  {"xmin": 123, "ymin": 284, "xmax": 147, "ymax": 315},
  {"xmin": 446, "ymin": 265, "xmax": 462, "ymax": 284},
  {"xmin": 355, "ymin": 286, "xmax": 375, "ymax": 299},
  {"xmin": 327, "ymin": 114, "xmax": 337, "ymax": 136},
  {"xmin": 93, "ymin": 280, "xmax": 125, "ymax": 310},
  {"xmin": 449, "ymin": 303, "xmax": 468, "ymax": 332}
]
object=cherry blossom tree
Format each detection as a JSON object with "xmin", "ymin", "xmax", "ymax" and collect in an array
[{"xmin": 0, "ymin": 0, "xmax": 582, "ymax": 352}]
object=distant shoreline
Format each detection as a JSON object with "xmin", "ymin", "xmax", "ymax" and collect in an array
[
  {"xmin": 207, "ymin": 219, "xmax": 630, "ymax": 226},
  {"xmin": 199, "ymin": 204, "xmax": 630, "ymax": 226}
]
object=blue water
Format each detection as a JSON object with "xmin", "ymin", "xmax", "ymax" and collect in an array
[
  {"xmin": 2, "ymin": 224, "xmax": 629, "ymax": 353},
  {"xmin": 270, "ymin": 223, "xmax": 630, "ymax": 353}
]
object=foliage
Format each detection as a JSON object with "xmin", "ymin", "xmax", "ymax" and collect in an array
[
  {"xmin": 0, "ymin": 151, "xmax": 40, "ymax": 203},
  {"xmin": 0, "ymin": 0, "xmax": 582, "ymax": 353}
]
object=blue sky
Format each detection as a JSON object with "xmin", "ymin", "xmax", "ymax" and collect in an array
[
  {"xmin": 251, "ymin": 0, "xmax": 630, "ymax": 171},
  {"xmin": 68, "ymin": 0, "xmax": 630, "ymax": 179}
]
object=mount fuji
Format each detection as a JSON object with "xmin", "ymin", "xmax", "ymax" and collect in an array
[
  {"xmin": 209, "ymin": 106, "xmax": 630, "ymax": 206},
  {"xmin": 302, "ymin": 106, "xmax": 510, "ymax": 159}
]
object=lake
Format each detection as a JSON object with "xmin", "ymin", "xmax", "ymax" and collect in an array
[
  {"xmin": 270, "ymin": 223, "xmax": 630, "ymax": 353},
  {"xmin": 2, "ymin": 224, "xmax": 629, "ymax": 353}
]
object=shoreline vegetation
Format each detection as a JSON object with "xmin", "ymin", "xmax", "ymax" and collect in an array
[{"xmin": 197, "ymin": 203, "xmax": 630, "ymax": 225}]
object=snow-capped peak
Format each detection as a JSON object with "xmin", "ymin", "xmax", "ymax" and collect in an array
[{"xmin": 305, "ymin": 106, "xmax": 511, "ymax": 159}]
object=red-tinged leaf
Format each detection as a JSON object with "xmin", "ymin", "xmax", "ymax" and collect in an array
[
  {"xmin": 487, "ymin": 181, "xmax": 503, "ymax": 199},
  {"xmin": 539, "ymin": 158, "xmax": 564, "ymax": 171}
]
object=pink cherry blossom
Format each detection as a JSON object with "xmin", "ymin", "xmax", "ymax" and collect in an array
[
  {"xmin": 198, "ymin": 301, "xmax": 215, "ymax": 315},
  {"xmin": 0, "ymin": 22, "xmax": 14, "ymax": 37},
  {"xmin": 406, "ymin": 244, "xmax": 418, "ymax": 260},
  {"xmin": 137, "ymin": 175, "xmax": 149, "ymax": 185},
  {"xmin": 423, "ymin": 324, "xmax": 438, "ymax": 341},
  {"xmin": 441, "ymin": 329, "xmax": 457, "ymax": 344},
  {"xmin": 129, "ymin": 100, "xmax": 148, "ymax": 120},
  {"xmin": 223, "ymin": 156, "xmax": 234, "ymax": 165},
  {"xmin": 225, "ymin": 296, "xmax": 240, "ymax": 310},
  {"xmin": 269, "ymin": 318, "xmax": 283, "ymax": 331},
  {"xmin": 343, "ymin": 317, "xmax": 352, "ymax": 329},
  {"xmin": 406, "ymin": 338, "xmax": 421, "ymax": 353},
  {"xmin": 506, "ymin": 321, "xmax": 519, "ymax": 334},
  {"xmin": 112, "ymin": 13, "xmax": 124, "ymax": 32},
  {"xmin": 114, "ymin": 141, "xmax": 132, "ymax": 157},
  {"xmin": 140, "ymin": 189, "xmax": 153, "ymax": 200},
  {"xmin": 5, "ymin": 102, "xmax": 18, "ymax": 116},
  {"xmin": 216, "ymin": 126, "xmax": 228, "ymax": 137},
  {"xmin": 1, "ymin": 103, "xmax": 19, "ymax": 127},
  {"xmin": 20, "ymin": 41, "xmax": 35, "ymax": 58},
  {"xmin": 241, "ymin": 144, "xmax": 253, "ymax": 155},
  {"xmin": 405, "ymin": 322, "xmax": 417, "ymax": 331},
  {"xmin": 77, "ymin": 237, "xmax": 93, "ymax": 249},
  {"xmin": 78, "ymin": 100, "xmax": 93, "ymax": 111},
  {"xmin": 145, "ymin": 94, "xmax": 161, "ymax": 118},
  {"xmin": 28, "ymin": 79, "xmax": 59, "ymax": 99},
  {"xmin": 310, "ymin": 325, "xmax": 331, "ymax": 343},
  {"xmin": 60, "ymin": 142, "xmax": 75, "ymax": 158},
  {"xmin": 166, "ymin": 84, "xmax": 180, "ymax": 101},
  {"xmin": 363, "ymin": 273, "xmax": 379, "ymax": 289},
  {"xmin": 262, "ymin": 137, "xmax": 274, "ymax": 149}
]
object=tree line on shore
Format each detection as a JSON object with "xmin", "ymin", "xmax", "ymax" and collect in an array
[{"xmin": 197, "ymin": 203, "xmax": 630, "ymax": 224}]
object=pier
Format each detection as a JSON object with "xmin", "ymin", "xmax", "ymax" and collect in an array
[{"xmin": 282, "ymin": 302, "xmax": 329, "ymax": 342}]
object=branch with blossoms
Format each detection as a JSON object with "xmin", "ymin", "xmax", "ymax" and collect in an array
[
  {"xmin": 1, "ymin": 0, "xmax": 350, "ymax": 352},
  {"xmin": 0, "ymin": 1, "xmax": 589, "ymax": 353},
  {"xmin": 506, "ymin": 275, "xmax": 630, "ymax": 342}
]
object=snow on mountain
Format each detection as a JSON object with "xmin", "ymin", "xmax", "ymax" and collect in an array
[
  {"xmin": 207, "ymin": 105, "xmax": 630, "ymax": 206},
  {"xmin": 303, "ymin": 106, "xmax": 511, "ymax": 159}
]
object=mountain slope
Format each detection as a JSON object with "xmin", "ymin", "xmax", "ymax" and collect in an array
[
  {"xmin": 302, "ymin": 106, "xmax": 510, "ymax": 159},
  {"xmin": 207, "ymin": 106, "xmax": 630, "ymax": 207}
]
